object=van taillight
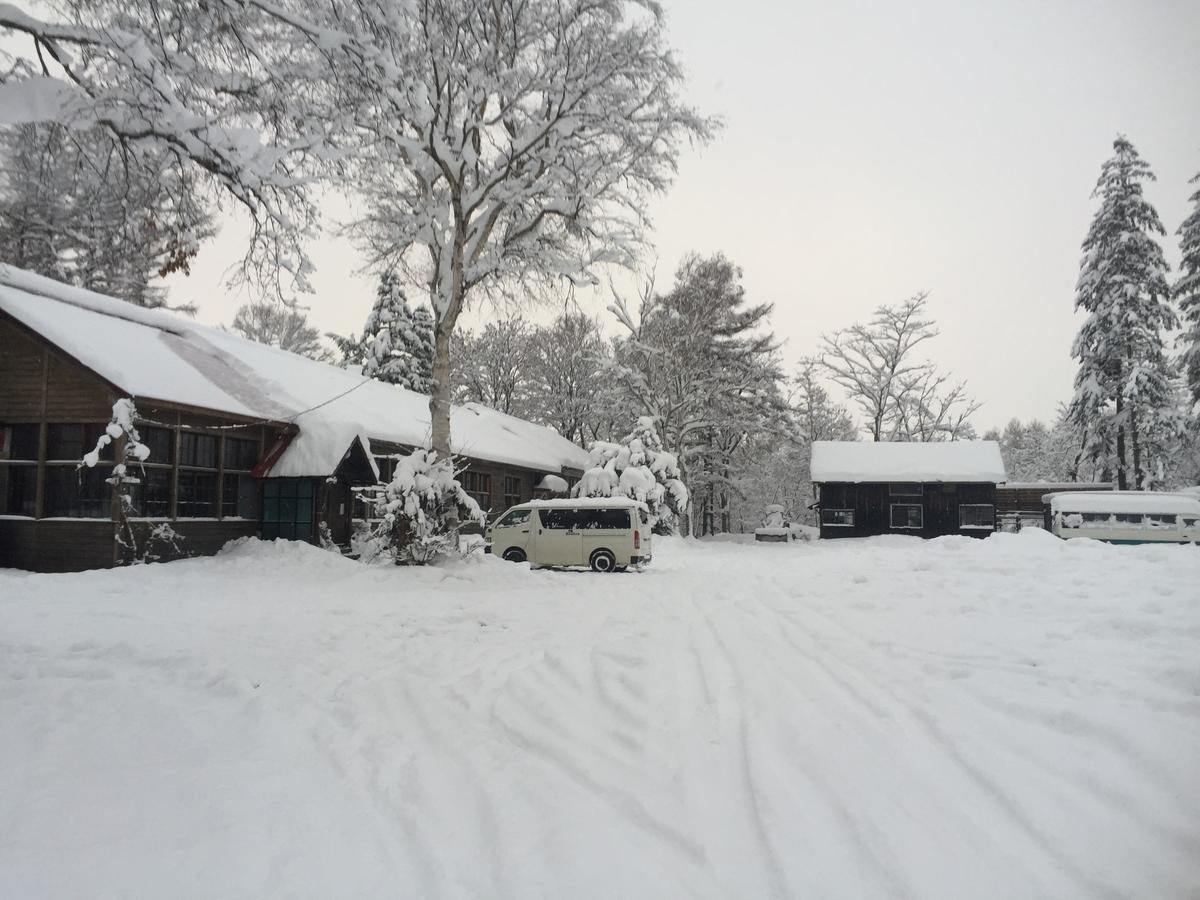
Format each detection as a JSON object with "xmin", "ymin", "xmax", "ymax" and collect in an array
[{"xmin": 634, "ymin": 530, "xmax": 640, "ymax": 549}]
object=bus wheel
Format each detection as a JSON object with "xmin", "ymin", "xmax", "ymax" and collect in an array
[{"xmin": 590, "ymin": 549, "xmax": 617, "ymax": 573}]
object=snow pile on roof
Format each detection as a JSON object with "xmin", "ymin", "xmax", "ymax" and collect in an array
[
  {"xmin": 810, "ymin": 440, "xmax": 1007, "ymax": 483},
  {"xmin": 1045, "ymin": 491, "xmax": 1200, "ymax": 516},
  {"xmin": 0, "ymin": 265, "xmax": 589, "ymax": 476}
]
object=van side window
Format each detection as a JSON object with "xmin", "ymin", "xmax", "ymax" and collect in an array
[
  {"xmin": 576, "ymin": 508, "xmax": 632, "ymax": 529},
  {"xmin": 497, "ymin": 509, "xmax": 531, "ymax": 528},
  {"xmin": 539, "ymin": 509, "xmax": 578, "ymax": 529}
]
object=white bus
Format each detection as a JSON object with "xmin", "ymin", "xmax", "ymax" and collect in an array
[{"xmin": 1045, "ymin": 491, "xmax": 1200, "ymax": 545}]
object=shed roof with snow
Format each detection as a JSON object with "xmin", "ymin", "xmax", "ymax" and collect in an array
[
  {"xmin": 0, "ymin": 265, "xmax": 589, "ymax": 477},
  {"xmin": 810, "ymin": 440, "xmax": 1007, "ymax": 484}
]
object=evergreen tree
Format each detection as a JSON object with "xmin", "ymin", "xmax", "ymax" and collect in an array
[
  {"xmin": 1068, "ymin": 136, "xmax": 1180, "ymax": 490},
  {"xmin": 1176, "ymin": 171, "xmax": 1200, "ymax": 409},
  {"xmin": 336, "ymin": 273, "xmax": 435, "ymax": 392}
]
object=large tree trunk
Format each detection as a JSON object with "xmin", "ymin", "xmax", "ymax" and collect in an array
[
  {"xmin": 430, "ymin": 319, "xmax": 454, "ymax": 459},
  {"xmin": 1115, "ymin": 393, "xmax": 1128, "ymax": 490},
  {"xmin": 1130, "ymin": 403, "xmax": 1143, "ymax": 491}
]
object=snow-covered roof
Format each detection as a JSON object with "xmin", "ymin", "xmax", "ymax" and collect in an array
[
  {"xmin": 0, "ymin": 265, "xmax": 590, "ymax": 477},
  {"xmin": 809, "ymin": 440, "xmax": 1007, "ymax": 484},
  {"xmin": 1045, "ymin": 491, "xmax": 1200, "ymax": 516}
]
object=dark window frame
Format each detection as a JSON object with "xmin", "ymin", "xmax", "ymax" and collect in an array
[
  {"xmin": 821, "ymin": 508, "xmax": 855, "ymax": 527},
  {"xmin": 958, "ymin": 503, "xmax": 995, "ymax": 530},
  {"xmin": 890, "ymin": 503, "xmax": 924, "ymax": 530}
]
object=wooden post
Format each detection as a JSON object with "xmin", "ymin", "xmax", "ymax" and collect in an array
[{"xmin": 111, "ymin": 433, "xmax": 126, "ymax": 567}]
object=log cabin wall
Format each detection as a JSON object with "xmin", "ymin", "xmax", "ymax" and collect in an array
[
  {"xmin": 1, "ymin": 315, "xmax": 279, "ymax": 571},
  {"xmin": 817, "ymin": 482, "xmax": 998, "ymax": 540}
]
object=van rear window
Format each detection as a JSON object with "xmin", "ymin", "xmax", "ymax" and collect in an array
[{"xmin": 538, "ymin": 508, "xmax": 632, "ymax": 529}]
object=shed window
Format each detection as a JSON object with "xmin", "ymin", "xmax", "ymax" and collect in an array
[
  {"xmin": 462, "ymin": 471, "xmax": 491, "ymax": 511},
  {"xmin": 262, "ymin": 479, "xmax": 314, "ymax": 540},
  {"xmin": 177, "ymin": 470, "xmax": 218, "ymax": 517},
  {"xmin": 222, "ymin": 474, "xmax": 260, "ymax": 519},
  {"xmin": 958, "ymin": 504, "xmax": 995, "ymax": 530},
  {"xmin": 890, "ymin": 503, "xmax": 923, "ymax": 529},
  {"xmin": 889, "ymin": 483, "xmax": 923, "ymax": 497},
  {"xmin": 1, "ymin": 424, "xmax": 40, "ymax": 461},
  {"xmin": 47, "ymin": 424, "xmax": 109, "ymax": 462},
  {"xmin": 503, "ymin": 475, "xmax": 522, "ymax": 509},
  {"xmin": 180, "ymin": 433, "xmax": 218, "ymax": 469},
  {"xmin": 821, "ymin": 508, "xmax": 855, "ymax": 527},
  {"xmin": 0, "ymin": 464, "xmax": 37, "ymax": 516},
  {"xmin": 224, "ymin": 437, "xmax": 260, "ymax": 471},
  {"xmin": 128, "ymin": 468, "xmax": 171, "ymax": 518},
  {"xmin": 44, "ymin": 466, "xmax": 111, "ymax": 518}
]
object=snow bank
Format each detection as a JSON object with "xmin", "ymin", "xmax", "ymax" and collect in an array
[{"xmin": 810, "ymin": 440, "xmax": 1007, "ymax": 483}]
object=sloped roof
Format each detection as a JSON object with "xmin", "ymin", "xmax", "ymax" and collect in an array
[
  {"xmin": 810, "ymin": 440, "xmax": 1007, "ymax": 483},
  {"xmin": 0, "ymin": 265, "xmax": 589, "ymax": 477}
]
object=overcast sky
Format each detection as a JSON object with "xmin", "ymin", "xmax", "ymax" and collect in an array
[{"xmin": 166, "ymin": 0, "xmax": 1200, "ymax": 431}]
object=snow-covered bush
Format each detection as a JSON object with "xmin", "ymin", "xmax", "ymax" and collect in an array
[
  {"xmin": 362, "ymin": 449, "xmax": 485, "ymax": 565},
  {"xmin": 575, "ymin": 417, "xmax": 689, "ymax": 532}
]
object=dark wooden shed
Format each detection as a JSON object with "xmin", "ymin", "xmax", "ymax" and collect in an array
[{"xmin": 811, "ymin": 441, "xmax": 1008, "ymax": 540}]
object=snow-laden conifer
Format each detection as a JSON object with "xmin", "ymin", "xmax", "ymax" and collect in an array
[
  {"xmin": 1068, "ymin": 136, "xmax": 1180, "ymax": 489},
  {"xmin": 365, "ymin": 449, "xmax": 484, "ymax": 564},
  {"xmin": 1176, "ymin": 171, "xmax": 1200, "ymax": 409}
]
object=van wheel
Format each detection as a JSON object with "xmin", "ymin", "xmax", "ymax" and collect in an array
[
  {"xmin": 590, "ymin": 549, "xmax": 617, "ymax": 573},
  {"xmin": 502, "ymin": 548, "xmax": 527, "ymax": 563}
]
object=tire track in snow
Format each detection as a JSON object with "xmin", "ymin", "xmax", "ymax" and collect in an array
[
  {"xmin": 760, "ymin": 597, "xmax": 1130, "ymax": 900},
  {"xmin": 691, "ymin": 601, "xmax": 791, "ymax": 899}
]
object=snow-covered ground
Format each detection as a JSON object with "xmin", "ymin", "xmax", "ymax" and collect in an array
[{"xmin": 2, "ymin": 533, "xmax": 1198, "ymax": 899}]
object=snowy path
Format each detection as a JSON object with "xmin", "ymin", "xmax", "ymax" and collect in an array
[{"xmin": 2, "ymin": 532, "xmax": 1198, "ymax": 898}]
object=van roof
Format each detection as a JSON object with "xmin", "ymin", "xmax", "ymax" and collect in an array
[{"xmin": 517, "ymin": 497, "xmax": 648, "ymax": 511}]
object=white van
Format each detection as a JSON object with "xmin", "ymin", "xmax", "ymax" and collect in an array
[{"xmin": 485, "ymin": 498, "xmax": 651, "ymax": 572}]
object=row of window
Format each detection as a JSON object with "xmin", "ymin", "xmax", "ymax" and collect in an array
[
  {"xmin": 822, "ymin": 504, "xmax": 996, "ymax": 530},
  {"xmin": 0, "ymin": 422, "xmax": 260, "ymax": 519}
]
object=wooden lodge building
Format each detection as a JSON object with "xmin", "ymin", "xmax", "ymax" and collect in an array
[
  {"xmin": 0, "ymin": 265, "xmax": 588, "ymax": 572},
  {"xmin": 811, "ymin": 440, "xmax": 1008, "ymax": 539}
]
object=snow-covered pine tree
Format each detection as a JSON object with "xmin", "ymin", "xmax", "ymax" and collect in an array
[
  {"xmin": 575, "ymin": 417, "xmax": 689, "ymax": 533},
  {"xmin": 1176, "ymin": 171, "xmax": 1200, "ymax": 409},
  {"xmin": 343, "ymin": 272, "xmax": 435, "ymax": 392},
  {"xmin": 1069, "ymin": 136, "xmax": 1181, "ymax": 490}
]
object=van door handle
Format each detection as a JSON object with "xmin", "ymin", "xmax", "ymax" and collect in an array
[{"xmin": 519, "ymin": 529, "xmax": 528, "ymax": 534}]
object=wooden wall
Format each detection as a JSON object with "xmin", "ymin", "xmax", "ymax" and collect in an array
[{"xmin": 818, "ymin": 482, "xmax": 997, "ymax": 540}]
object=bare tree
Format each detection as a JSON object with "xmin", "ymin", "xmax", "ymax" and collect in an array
[
  {"xmin": 451, "ymin": 317, "xmax": 538, "ymax": 415},
  {"xmin": 820, "ymin": 292, "xmax": 980, "ymax": 441},
  {"xmin": 229, "ymin": 302, "xmax": 333, "ymax": 362},
  {"xmin": 347, "ymin": 0, "xmax": 714, "ymax": 467}
]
